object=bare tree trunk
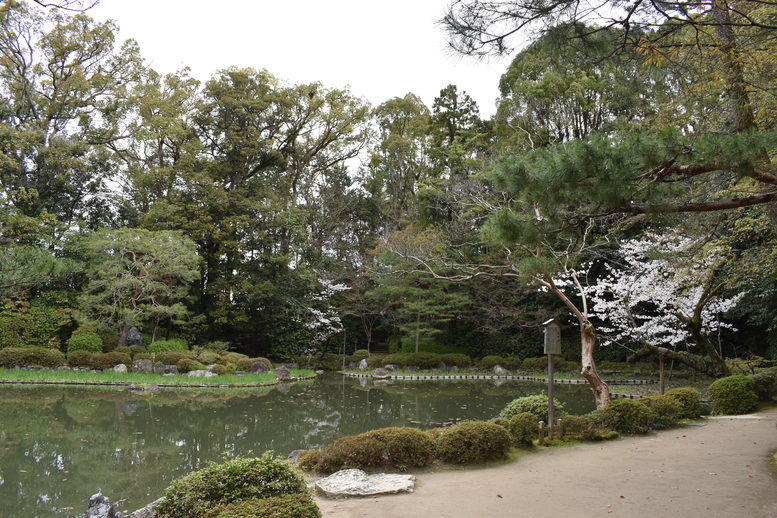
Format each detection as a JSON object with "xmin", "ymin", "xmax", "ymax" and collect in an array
[{"xmin": 580, "ymin": 322, "xmax": 610, "ymax": 410}]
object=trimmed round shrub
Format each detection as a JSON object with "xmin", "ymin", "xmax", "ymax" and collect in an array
[
  {"xmin": 561, "ymin": 414, "xmax": 619, "ymax": 441},
  {"xmin": 556, "ymin": 360, "xmax": 580, "ymax": 371},
  {"xmin": 177, "ymin": 358, "xmax": 206, "ymax": 373},
  {"xmin": 235, "ymin": 357, "xmax": 272, "ymax": 371},
  {"xmin": 508, "ymin": 412, "xmax": 539, "ymax": 446},
  {"xmin": 0, "ymin": 347, "xmax": 65, "ymax": 368},
  {"xmin": 202, "ymin": 494, "xmax": 321, "ymax": 518},
  {"xmin": 500, "ymin": 394, "xmax": 565, "ymax": 422},
  {"xmin": 748, "ymin": 371, "xmax": 777, "ymax": 402},
  {"xmin": 440, "ymin": 353, "xmax": 472, "ymax": 368},
  {"xmin": 92, "ymin": 352, "xmax": 132, "ymax": 370},
  {"xmin": 500, "ymin": 356, "xmax": 522, "ymax": 370},
  {"xmin": 480, "ymin": 355, "xmax": 504, "ymax": 369},
  {"xmin": 202, "ymin": 341, "xmax": 230, "ymax": 354},
  {"xmin": 155, "ymin": 453, "xmax": 308, "ymax": 518},
  {"xmin": 298, "ymin": 427, "xmax": 435, "ymax": 473},
  {"xmin": 210, "ymin": 364, "xmax": 231, "ymax": 376},
  {"xmin": 113, "ymin": 345, "xmax": 133, "ymax": 355},
  {"xmin": 67, "ymin": 350, "xmax": 94, "ymax": 368},
  {"xmin": 366, "ymin": 354, "xmax": 387, "ymax": 369},
  {"xmin": 488, "ymin": 417, "xmax": 510, "ymax": 429},
  {"xmin": 66, "ymin": 332, "xmax": 104, "ymax": 354},
  {"xmin": 598, "ymin": 399, "xmax": 652, "ymax": 434},
  {"xmin": 663, "ymin": 387, "xmax": 703, "ymax": 418},
  {"xmin": 133, "ymin": 352, "xmax": 153, "ymax": 361},
  {"xmin": 155, "ymin": 351, "xmax": 196, "ymax": 365},
  {"xmin": 641, "ymin": 395, "xmax": 683, "ymax": 430},
  {"xmin": 219, "ymin": 352, "xmax": 249, "ymax": 365},
  {"xmin": 708, "ymin": 375, "xmax": 758, "ymax": 415},
  {"xmin": 405, "ymin": 352, "xmax": 443, "ymax": 369},
  {"xmin": 149, "ymin": 338, "xmax": 189, "ymax": 353},
  {"xmin": 351, "ymin": 349, "xmax": 370, "ymax": 361},
  {"xmin": 435, "ymin": 421, "xmax": 511, "ymax": 464},
  {"xmin": 197, "ymin": 351, "xmax": 221, "ymax": 365}
]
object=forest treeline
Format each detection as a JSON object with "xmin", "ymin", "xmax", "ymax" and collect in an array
[{"xmin": 1, "ymin": 0, "xmax": 775, "ymax": 370}]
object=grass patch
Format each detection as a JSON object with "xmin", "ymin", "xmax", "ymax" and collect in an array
[{"xmin": 0, "ymin": 367, "xmax": 315, "ymax": 387}]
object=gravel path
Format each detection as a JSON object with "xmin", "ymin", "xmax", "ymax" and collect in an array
[{"xmin": 316, "ymin": 407, "xmax": 777, "ymax": 518}]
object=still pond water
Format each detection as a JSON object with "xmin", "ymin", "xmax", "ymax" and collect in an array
[{"xmin": 0, "ymin": 374, "xmax": 595, "ymax": 517}]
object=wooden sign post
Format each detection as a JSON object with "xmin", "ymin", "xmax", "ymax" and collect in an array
[{"xmin": 543, "ymin": 319, "xmax": 562, "ymax": 437}]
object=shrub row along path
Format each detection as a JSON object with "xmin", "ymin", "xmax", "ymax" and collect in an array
[{"xmin": 315, "ymin": 407, "xmax": 777, "ymax": 518}]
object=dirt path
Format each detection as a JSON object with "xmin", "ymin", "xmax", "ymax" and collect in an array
[{"xmin": 315, "ymin": 408, "xmax": 777, "ymax": 518}]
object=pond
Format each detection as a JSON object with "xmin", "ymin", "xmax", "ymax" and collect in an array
[{"xmin": 0, "ymin": 373, "xmax": 596, "ymax": 517}]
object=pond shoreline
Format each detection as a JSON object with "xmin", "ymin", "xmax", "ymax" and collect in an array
[{"xmin": 0, "ymin": 374, "xmax": 317, "ymax": 389}]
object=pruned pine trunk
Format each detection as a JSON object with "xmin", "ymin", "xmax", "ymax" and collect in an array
[{"xmin": 580, "ymin": 322, "xmax": 610, "ymax": 410}]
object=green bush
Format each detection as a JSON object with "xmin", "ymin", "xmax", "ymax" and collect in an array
[
  {"xmin": 561, "ymin": 414, "xmax": 619, "ymax": 441},
  {"xmin": 366, "ymin": 354, "xmax": 387, "ymax": 369},
  {"xmin": 508, "ymin": 412, "xmax": 539, "ymax": 446},
  {"xmin": 234, "ymin": 357, "xmax": 273, "ymax": 371},
  {"xmin": 351, "ymin": 349, "xmax": 370, "ymax": 361},
  {"xmin": 177, "ymin": 358, "xmax": 206, "ymax": 373},
  {"xmin": 149, "ymin": 338, "xmax": 189, "ymax": 353},
  {"xmin": 556, "ymin": 359, "xmax": 580, "ymax": 371},
  {"xmin": 155, "ymin": 453, "xmax": 309, "ymax": 518},
  {"xmin": 434, "ymin": 421, "xmax": 511, "ymax": 464},
  {"xmin": 439, "ymin": 353, "xmax": 472, "ymax": 368},
  {"xmin": 0, "ymin": 347, "xmax": 65, "ymax": 368},
  {"xmin": 211, "ymin": 364, "xmax": 229, "ymax": 376},
  {"xmin": 155, "ymin": 351, "xmax": 196, "ymax": 365},
  {"xmin": 641, "ymin": 395, "xmax": 683, "ymax": 430},
  {"xmin": 598, "ymin": 399, "xmax": 652, "ymax": 434},
  {"xmin": 202, "ymin": 341, "xmax": 230, "ymax": 354},
  {"xmin": 663, "ymin": 387, "xmax": 703, "ymax": 418},
  {"xmin": 521, "ymin": 357, "xmax": 548, "ymax": 371},
  {"xmin": 197, "ymin": 351, "xmax": 221, "ymax": 365},
  {"xmin": 92, "ymin": 351, "xmax": 132, "ymax": 370},
  {"xmin": 66, "ymin": 331, "xmax": 104, "ymax": 354},
  {"xmin": 500, "ymin": 394, "xmax": 565, "ymax": 422},
  {"xmin": 708, "ymin": 375, "xmax": 758, "ymax": 415},
  {"xmin": 500, "ymin": 356, "xmax": 523, "ymax": 370},
  {"xmin": 113, "ymin": 345, "xmax": 132, "ymax": 355},
  {"xmin": 219, "ymin": 352, "xmax": 249, "ymax": 364},
  {"xmin": 133, "ymin": 352, "xmax": 153, "ymax": 361},
  {"xmin": 748, "ymin": 371, "xmax": 777, "ymax": 402},
  {"xmin": 298, "ymin": 427, "xmax": 435, "ymax": 473},
  {"xmin": 67, "ymin": 350, "xmax": 94, "ymax": 368},
  {"xmin": 479, "ymin": 355, "xmax": 504, "ymax": 369},
  {"xmin": 203, "ymin": 494, "xmax": 320, "ymax": 518}
]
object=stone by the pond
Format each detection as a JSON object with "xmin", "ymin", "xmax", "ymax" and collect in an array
[
  {"xmin": 372, "ymin": 368, "xmax": 389, "ymax": 378},
  {"xmin": 131, "ymin": 359, "xmax": 153, "ymax": 374},
  {"xmin": 126, "ymin": 326, "xmax": 142, "ymax": 347},
  {"xmin": 57, "ymin": 365, "xmax": 72, "ymax": 371},
  {"xmin": 113, "ymin": 364, "xmax": 128, "ymax": 373},
  {"xmin": 275, "ymin": 366, "xmax": 291, "ymax": 380},
  {"xmin": 78, "ymin": 492, "xmax": 120, "ymax": 518},
  {"xmin": 127, "ymin": 497, "xmax": 163, "ymax": 518},
  {"xmin": 357, "ymin": 358, "xmax": 368, "ymax": 370},
  {"xmin": 383, "ymin": 364, "xmax": 398, "ymax": 371},
  {"xmin": 315, "ymin": 469, "xmax": 415, "ymax": 498},
  {"xmin": 250, "ymin": 360, "xmax": 269, "ymax": 374},
  {"xmin": 493, "ymin": 365, "xmax": 509, "ymax": 375},
  {"xmin": 153, "ymin": 364, "xmax": 178, "ymax": 375},
  {"xmin": 187, "ymin": 369, "xmax": 217, "ymax": 378}
]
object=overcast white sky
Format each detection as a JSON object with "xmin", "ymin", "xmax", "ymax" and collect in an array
[{"xmin": 89, "ymin": 0, "xmax": 510, "ymax": 117}]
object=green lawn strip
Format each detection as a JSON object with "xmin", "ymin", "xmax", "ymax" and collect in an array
[{"xmin": 0, "ymin": 367, "xmax": 316, "ymax": 387}]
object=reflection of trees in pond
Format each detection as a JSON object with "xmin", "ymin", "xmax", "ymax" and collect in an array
[{"xmin": 0, "ymin": 376, "xmax": 595, "ymax": 516}]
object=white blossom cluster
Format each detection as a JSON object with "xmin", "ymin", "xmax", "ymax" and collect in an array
[
  {"xmin": 584, "ymin": 232, "xmax": 743, "ymax": 348},
  {"xmin": 300, "ymin": 279, "xmax": 350, "ymax": 347}
]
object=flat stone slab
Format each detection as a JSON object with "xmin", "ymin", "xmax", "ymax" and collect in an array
[{"xmin": 315, "ymin": 469, "xmax": 415, "ymax": 498}]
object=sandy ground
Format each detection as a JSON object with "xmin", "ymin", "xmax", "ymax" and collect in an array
[{"xmin": 315, "ymin": 407, "xmax": 777, "ymax": 518}]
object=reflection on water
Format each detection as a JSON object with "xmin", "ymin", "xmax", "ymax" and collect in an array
[{"xmin": 0, "ymin": 374, "xmax": 595, "ymax": 517}]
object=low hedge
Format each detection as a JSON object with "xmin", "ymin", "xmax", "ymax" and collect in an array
[
  {"xmin": 641, "ymin": 395, "xmax": 683, "ymax": 430},
  {"xmin": 439, "ymin": 353, "xmax": 472, "ymax": 368},
  {"xmin": 500, "ymin": 394, "xmax": 565, "ymax": 422},
  {"xmin": 560, "ymin": 414, "xmax": 619, "ymax": 441},
  {"xmin": 155, "ymin": 351, "xmax": 196, "ymax": 365},
  {"xmin": 149, "ymin": 338, "xmax": 189, "ymax": 353},
  {"xmin": 92, "ymin": 351, "xmax": 132, "ymax": 370},
  {"xmin": 202, "ymin": 494, "xmax": 321, "ymax": 518},
  {"xmin": 351, "ymin": 349, "xmax": 370, "ymax": 361},
  {"xmin": 298, "ymin": 427, "xmax": 435, "ymax": 473},
  {"xmin": 598, "ymin": 399, "xmax": 652, "ymax": 434},
  {"xmin": 197, "ymin": 351, "xmax": 221, "ymax": 365},
  {"xmin": 67, "ymin": 350, "xmax": 95, "ymax": 368},
  {"xmin": 66, "ymin": 332, "xmax": 104, "ymax": 354},
  {"xmin": 663, "ymin": 387, "xmax": 703, "ymax": 418},
  {"xmin": 708, "ymin": 375, "xmax": 758, "ymax": 415},
  {"xmin": 155, "ymin": 453, "xmax": 309, "ymax": 518},
  {"xmin": 177, "ymin": 358, "xmax": 206, "ymax": 373},
  {"xmin": 0, "ymin": 347, "xmax": 66, "ymax": 369},
  {"xmin": 434, "ymin": 421, "xmax": 511, "ymax": 464}
]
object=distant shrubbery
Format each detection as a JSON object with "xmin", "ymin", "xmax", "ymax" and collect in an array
[
  {"xmin": 66, "ymin": 330, "xmax": 104, "ymax": 354},
  {"xmin": 0, "ymin": 347, "xmax": 66, "ymax": 368},
  {"xmin": 708, "ymin": 375, "xmax": 758, "ymax": 415},
  {"xmin": 149, "ymin": 338, "xmax": 189, "ymax": 353},
  {"xmin": 500, "ymin": 394, "xmax": 565, "ymax": 422}
]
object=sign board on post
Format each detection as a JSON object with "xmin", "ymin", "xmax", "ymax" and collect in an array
[{"xmin": 543, "ymin": 319, "xmax": 561, "ymax": 437}]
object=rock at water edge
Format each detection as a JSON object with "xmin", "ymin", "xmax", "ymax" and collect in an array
[
  {"xmin": 131, "ymin": 359, "xmax": 153, "ymax": 374},
  {"xmin": 372, "ymin": 368, "xmax": 389, "ymax": 378},
  {"xmin": 357, "ymin": 358, "xmax": 368, "ymax": 370},
  {"xmin": 250, "ymin": 361, "xmax": 269, "ymax": 374},
  {"xmin": 493, "ymin": 365, "xmax": 509, "ymax": 375},
  {"xmin": 78, "ymin": 492, "xmax": 119, "ymax": 518},
  {"xmin": 315, "ymin": 469, "xmax": 415, "ymax": 498},
  {"xmin": 187, "ymin": 369, "xmax": 217, "ymax": 378},
  {"xmin": 275, "ymin": 366, "xmax": 291, "ymax": 380},
  {"xmin": 113, "ymin": 364, "xmax": 128, "ymax": 373}
]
